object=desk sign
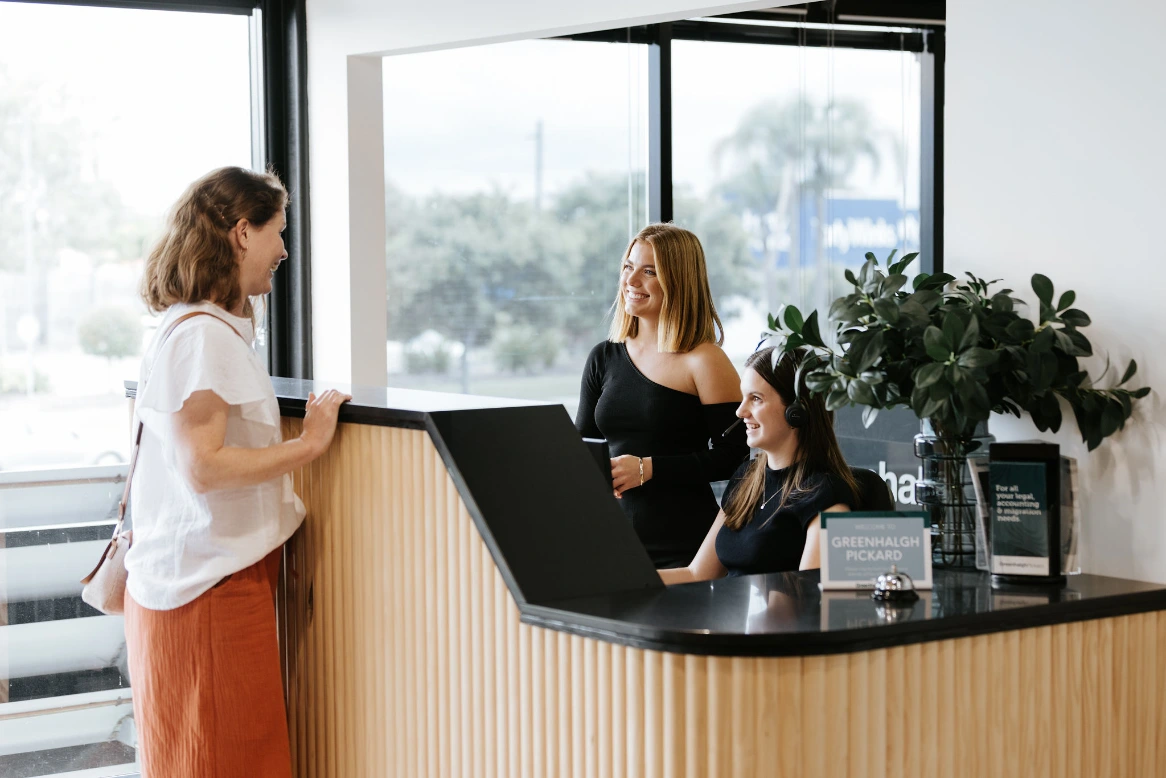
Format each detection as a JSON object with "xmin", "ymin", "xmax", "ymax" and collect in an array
[{"xmin": 819, "ymin": 511, "xmax": 932, "ymax": 590}]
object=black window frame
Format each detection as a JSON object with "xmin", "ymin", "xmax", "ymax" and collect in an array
[{"xmin": 2, "ymin": 0, "xmax": 313, "ymax": 377}]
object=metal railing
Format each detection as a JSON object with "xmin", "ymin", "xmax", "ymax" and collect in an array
[{"xmin": 1, "ymin": 463, "xmax": 139, "ymax": 777}]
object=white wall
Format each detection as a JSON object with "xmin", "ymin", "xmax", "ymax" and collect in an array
[
  {"xmin": 305, "ymin": 0, "xmax": 793, "ymax": 386},
  {"xmin": 946, "ymin": 0, "xmax": 1166, "ymax": 581}
]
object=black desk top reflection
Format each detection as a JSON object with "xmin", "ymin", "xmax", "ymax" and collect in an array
[{"xmin": 525, "ymin": 569, "xmax": 1166, "ymax": 657}]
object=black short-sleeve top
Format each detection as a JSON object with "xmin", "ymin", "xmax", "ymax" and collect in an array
[{"xmin": 715, "ymin": 460, "xmax": 856, "ymax": 577}]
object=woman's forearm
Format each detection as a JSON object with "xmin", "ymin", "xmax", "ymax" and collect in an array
[
  {"xmin": 171, "ymin": 388, "xmax": 342, "ymax": 494},
  {"xmin": 182, "ymin": 436, "xmax": 319, "ymax": 494},
  {"xmin": 659, "ymin": 566, "xmax": 696, "ymax": 585}
]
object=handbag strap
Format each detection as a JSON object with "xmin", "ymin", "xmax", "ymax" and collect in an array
[{"xmin": 114, "ymin": 309, "xmax": 248, "ymax": 537}]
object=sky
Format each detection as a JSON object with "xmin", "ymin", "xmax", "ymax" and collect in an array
[
  {"xmin": 0, "ymin": 2, "xmax": 254, "ymax": 219},
  {"xmin": 381, "ymin": 34, "xmax": 922, "ymax": 207},
  {"xmin": 0, "ymin": 2, "xmax": 921, "ymax": 219}
]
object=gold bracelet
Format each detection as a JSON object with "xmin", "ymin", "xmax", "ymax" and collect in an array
[{"xmin": 638, "ymin": 457, "xmax": 644, "ymax": 486}]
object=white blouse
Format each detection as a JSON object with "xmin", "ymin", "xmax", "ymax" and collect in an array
[{"xmin": 125, "ymin": 301, "xmax": 306, "ymax": 611}]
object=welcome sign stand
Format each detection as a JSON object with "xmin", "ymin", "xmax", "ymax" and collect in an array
[{"xmin": 819, "ymin": 511, "xmax": 933, "ymax": 590}]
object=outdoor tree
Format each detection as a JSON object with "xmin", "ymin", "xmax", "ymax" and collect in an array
[
  {"xmin": 0, "ymin": 66, "xmax": 154, "ymax": 345},
  {"xmin": 77, "ymin": 305, "xmax": 141, "ymax": 361},
  {"xmin": 713, "ymin": 97, "xmax": 882, "ymax": 317}
]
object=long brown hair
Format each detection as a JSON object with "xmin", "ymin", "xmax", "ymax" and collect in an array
[
  {"xmin": 723, "ymin": 347, "xmax": 858, "ymax": 530},
  {"xmin": 140, "ymin": 166, "xmax": 287, "ymax": 318},
  {"xmin": 608, "ymin": 223, "xmax": 724, "ymax": 352}
]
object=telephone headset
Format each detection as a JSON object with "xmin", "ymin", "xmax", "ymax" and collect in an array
[
  {"xmin": 721, "ymin": 345, "xmax": 809, "ymax": 438},
  {"xmin": 782, "ymin": 350, "xmax": 808, "ymax": 429}
]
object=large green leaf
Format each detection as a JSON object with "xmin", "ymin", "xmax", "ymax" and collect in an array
[
  {"xmin": 941, "ymin": 313, "xmax": 964, "ymax": 351},
  {"xmin": 888, "ymin": 252, "xmax": 919, "ymax": 276},
  {"xmin": 1057, "ymin": 290, "xmax": 1076, "ymax": 312},
  {"xmin": 1028, "ymin": 350, "xmax": 1057, "ymax": 392},
  {"xmin": 917, "ymin": 272, "xmax": 955, "ymax": 291},
  {"xmin": 921, "ymin": 396, "xmax": 946, "ymax": 418},
  {"xmin": 847, "ymin": 379, "xmax": 877, "ymax": 406},
  {"xmin": 826, "ymin": 389, "xmax": 850, "ymax": 411},
  {"xmin": 1031, "ymin": 326, "xmax": 1056, "ymax": 353},
  {"xmin": 883, "ymin": 274, "xmax": 909, "ymax": 296},
  {"xmin": 909, "ymin": 289, "xmax": 942, "ymax": 311},
  {"xmin": 1032, "ymin": 273, "xmax": 1054, "ymax": 306},
  {"xmin": 1005, "ymin": 318, "xmax": 1035, "ymax": 341},
  {"xmin": 1066, "ymin": 329, "xmax": 1093, "ymax": 357},
  {"xmin": 872, "ymin": 298, "xmax": 900, "ymax": 324},
  {"xmin": 958, "ymin": 347, "xmax": 999, "ymax": 368},
  {"xmin": 800, "ymin": 311, "xmax": 825, "ymax": 348},
  {"xmin": 1100, "ymin": 399, "xmax": 1123, "ymax": 438},
  {"xmin": 782, "ymin": 305, "xmax": 804, "ymax": 334},
  {"xmin": 915, "ymin": 362, "xmax": 945, "ymax": 388},
  {"xmin": 897, "ymin": 300, "xmax": 930, "ymax": 326},
  {"xmin": 959, "ymin": 315, "xmax": 981, "ymax": 351},
  {"xmin": 1120, "ymin": 360, "xmax": 1138, "ymax": 385},
  {"xmin": 857, "ymin": 331, "xmax": 885, "ymax": 372},
  {"xmin": 805, "ymin": 371, "xmax": 835, "ymax": 393},
  {"xmin": 1040, "ymin": 392, "xmax": 1063, "ymax": 433},
  {"xmin": 1060, "ymin": 308, "xmax": 1092, "ymax": 328},
  {"xmin": 924, "ymin": 326, "xmax": 951, "ymax": 361}
]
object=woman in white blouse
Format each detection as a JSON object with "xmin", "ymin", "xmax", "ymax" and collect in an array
[{"xmin": 125, "ymin": 167, "xmax": 349, "ymax": 777}]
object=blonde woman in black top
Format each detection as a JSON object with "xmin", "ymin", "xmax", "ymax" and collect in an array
[
  {"xmin": 660, "ymin": 347, "xmax": 858, "ymax": 583},
  {"xmin": 576, "ymin": 224, "xmax": 749, "ymax": 568}
]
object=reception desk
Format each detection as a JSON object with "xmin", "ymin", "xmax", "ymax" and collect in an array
[{"xmin": 134, "ymin": 379, "xmax": 1166, "ymax": 777}]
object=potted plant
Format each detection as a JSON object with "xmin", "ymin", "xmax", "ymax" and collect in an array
[{"xmin": 763, "ymin": 251, "xmax": 1151, "ymax": 566}]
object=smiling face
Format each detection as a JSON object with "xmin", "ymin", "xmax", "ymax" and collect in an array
[
  {"xmin": 619, "ymin": 240, "xmax": 663, "ymax": 320},
  {"xmin": 235, "ymin": 210, "xmax": 288, "ymax": 299},
  {"xmin": 737, "ymin": 365, "xmax": 797, "ymax": 456}
]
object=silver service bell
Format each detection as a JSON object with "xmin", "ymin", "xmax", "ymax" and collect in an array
[{"xmin": 871, "ymin": 565, "xmax": 920, "ymax": 603}]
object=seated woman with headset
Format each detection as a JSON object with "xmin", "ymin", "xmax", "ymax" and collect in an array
[{"xmin": 659, "ymin": 346, "xmax": 858, "ymax": 583}]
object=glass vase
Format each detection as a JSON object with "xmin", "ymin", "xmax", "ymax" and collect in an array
[{"xmin": 913, "ymin": 418, "xmax": 994, "ymax": 569}]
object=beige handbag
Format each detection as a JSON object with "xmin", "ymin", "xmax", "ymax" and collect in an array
[
  {"xmin": 80, "ymin": 421, "xmax": 142, "ymax": 615},
  {"xmin": 80, "ymin": 311, "xmax": 236, "ymax": 615}
]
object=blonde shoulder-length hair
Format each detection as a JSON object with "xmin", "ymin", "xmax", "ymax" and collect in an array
[
  {"xmin": 607, "ymin": 223, "xmax": 724, "ymax": 353},
  {"xmin": 140, "ymin": 166, "xmax": 287, "ymax": 319}
]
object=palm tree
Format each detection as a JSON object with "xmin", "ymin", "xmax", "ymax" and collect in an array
[{"xmin": 713, "ymin": 97, "xmax": 882, "ymax": 319}]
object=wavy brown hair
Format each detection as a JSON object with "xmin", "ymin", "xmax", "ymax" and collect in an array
[
  {"xmin": 723, "ymin": 347, "xmax": 858, "ymax": 531},
  {"xmin": 140, "ymin": 166, "xmax": 287, "ymax": 318},
  {"xmin": 608, "ymin": 223, "xmax": 724, "ymax": 353}
]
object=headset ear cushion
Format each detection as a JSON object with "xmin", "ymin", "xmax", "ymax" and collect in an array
[{"xmin": 785, "ymin": 400, "xmax": 808, "ymax": 429}]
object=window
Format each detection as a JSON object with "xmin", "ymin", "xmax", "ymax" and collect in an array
[
  {"xmin": 0, "ymin": 2, "xmax": 259, "ymax": 774},
  {"xmin": 669, "ymin": 25, "xmax": 931, "ymax": 509},
  {"xmin": 383, "ymin": 38, "xmax": 648, "ymax": 417},
  {"xmin": 672, "ymin": 37, "xmax": 923, "ymax": 362},
  {"xmin": 381, "ymin": 14, "xmax": 942, "ymax": 508}
]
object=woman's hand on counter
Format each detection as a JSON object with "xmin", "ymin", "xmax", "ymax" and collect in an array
[
  {"xmin": 300, "ymin": 389, "xmax": 353, "ymax": 457},
  {"xmin": 611, "ymin": 455, "xmax": 652, "ymax": 499}
]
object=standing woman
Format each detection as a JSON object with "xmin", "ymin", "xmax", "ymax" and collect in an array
[
  {"xmin": 576, "ymin": 223, "xmax": 748, "ymax": 568},
  {"xmin": 660, "ymin": 347, "xmax": 858, "ymax": 584},
  {"xmin": 125, "ymin": 167, "xmax": 349, "ymax": 777}
]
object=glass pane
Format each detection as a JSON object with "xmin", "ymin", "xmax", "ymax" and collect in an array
[
  {"xmin": 0, "ymin": 3, "xmax": 253, "ymax": 774},
  {"xmin": 672, "ymin": 34, "xmax": 925, "ymax": 509},
  {"xmin": 383, "ymin": 39, "xmax": 649, "ymax": 417},
  {"xmin": 672, "ymin": 37, "xmax": 922, "ymax": 365}
]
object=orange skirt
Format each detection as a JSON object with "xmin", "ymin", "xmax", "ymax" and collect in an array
[{"xmin": 124, "ymin": 548, "xmax": 291, "ymax": 778}]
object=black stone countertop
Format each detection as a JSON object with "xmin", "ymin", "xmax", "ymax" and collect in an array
[
  {"xmin": 126, "ymin": 377, "xmax": 1166, "ymax": 657},
  {"xmin": 525, "ymin": 568, "xmax": 1166, "ymax": 656}
]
